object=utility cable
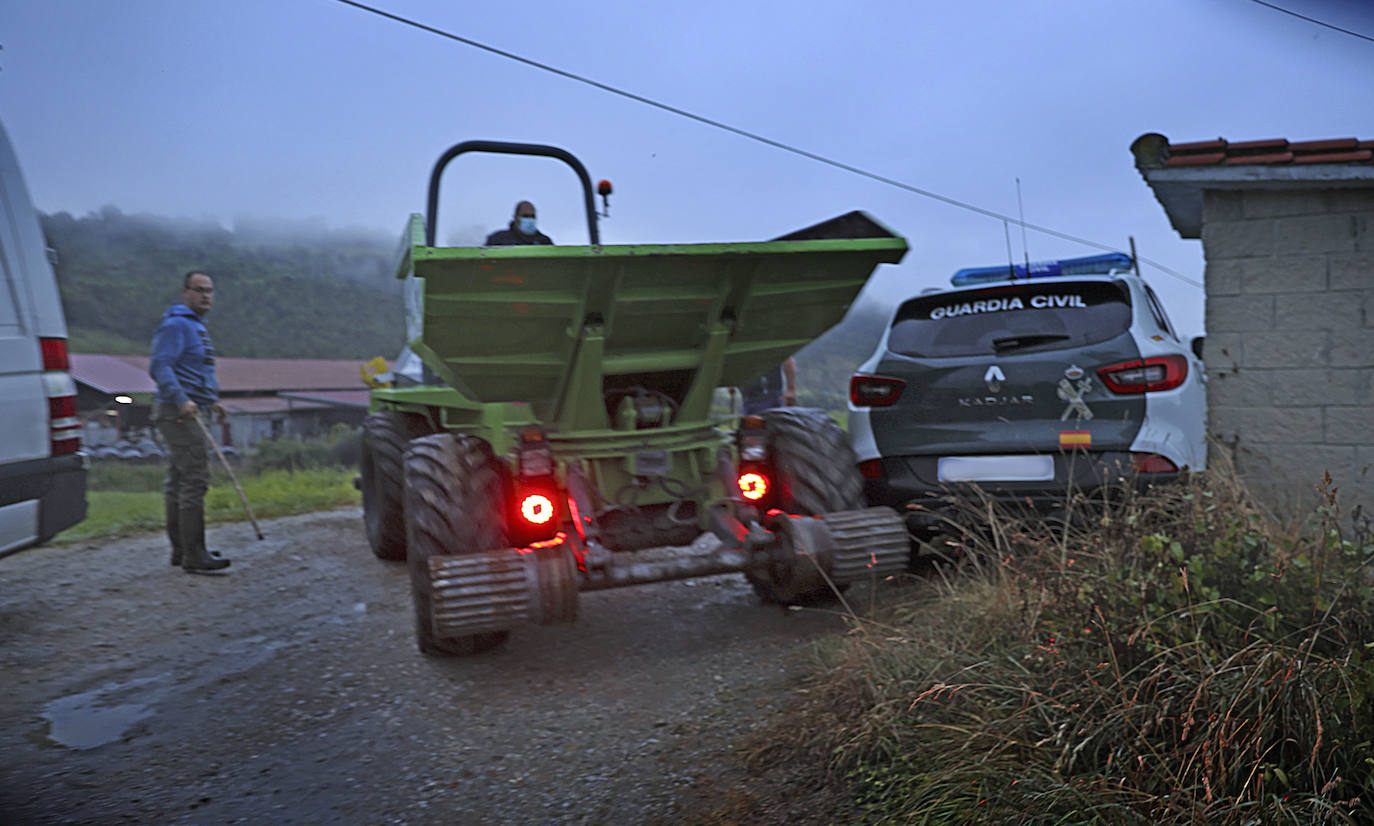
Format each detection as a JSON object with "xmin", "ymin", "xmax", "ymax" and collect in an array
[
  {"xmin": 332, "ymin": 0, "xmax": 1202, "ymax": 287},
  {"xmin": 1249, "ymin": 0, "xmax": 1374, "ymax": 43}
]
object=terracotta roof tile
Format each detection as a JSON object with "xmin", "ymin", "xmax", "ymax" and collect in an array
[
  {"xmin": 1289, "ymin": 138, "xmax": 1358, "ymax": 152},
  {"xmin": 1228, "ymin": 138, "xmax": 1288, "ymax": 151},
  {"xmin": 71, "ymin": 354, "xmax": 383, "ymax": 394},
  {"xmin": 1160, "ymin": 136, "xmax": 1374, "ymax": 168},
  {"xmin": 1293, "ymin": 149, "xmax": 1373, "ymax": 164},
  {"xmin": 1223, "ymin": 151, "xmax": 1294, "ymax": 165}
]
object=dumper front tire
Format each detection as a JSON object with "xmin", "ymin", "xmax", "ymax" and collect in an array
[
  {"xmin": 403, "ymin": 433, "xmax": 511, "ymax": 656},
  {"xmin": 361, "ymin": 411, "xmax": 431, "ymax": 561},
  {"xmin": 747, "ymin": 407, "xmax": 865, "ymax": 604}
]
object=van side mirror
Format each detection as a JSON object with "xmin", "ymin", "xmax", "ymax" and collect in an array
[{"xmin": 1190, "ymin": 336, "xmax": 1204, "ymax": 360}]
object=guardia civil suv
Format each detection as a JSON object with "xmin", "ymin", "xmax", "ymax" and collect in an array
[{"xmin": 848, "ymin": 253, "xmax": 1205, "ymax": 529}]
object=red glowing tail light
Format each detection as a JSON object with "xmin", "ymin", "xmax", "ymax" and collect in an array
[
  {"xmin": 1098, "ymin": 355, "xmax": 1188, "ymax": 394},
  {"xmin": 520, "ymin": 494, "xmax": 554, "ymax": 525},
  {"xmin": 737, "ymin": 472, "xmax": 769, "ymax": 501},
  {"xmin": 40, "ymin": 338, "xmax": 81, "ymax": 456},
  {"xmin": 41, "ymin": 338, "xmax": 71, "ymax": 371}
]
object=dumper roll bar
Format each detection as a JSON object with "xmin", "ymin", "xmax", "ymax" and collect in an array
[{"xmin": 425, "ymin": 140, "xmax": 601, "ymax": 247}]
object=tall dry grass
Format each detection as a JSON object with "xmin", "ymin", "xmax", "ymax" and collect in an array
[{"xmin": 743, "ymin": 457, "xmax": 1374, "ymax": 824}]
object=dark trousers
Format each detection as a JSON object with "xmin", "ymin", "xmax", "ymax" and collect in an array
[{"xmin": 155, "ymin": 403, "xmax": 210, "ymax": 556}]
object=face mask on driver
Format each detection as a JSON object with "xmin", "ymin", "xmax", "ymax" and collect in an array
[{"xmin": 518, "ymin": 216, "xmax": 537, "ymax": 235}]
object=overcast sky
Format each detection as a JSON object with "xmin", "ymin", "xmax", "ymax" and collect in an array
[{"xmin": 3, "ymin": 0, "xmax": 1372, "ymax": 337}]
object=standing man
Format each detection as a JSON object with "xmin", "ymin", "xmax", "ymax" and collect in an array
[
  {"xmin": 484, "ymin": 200, "xmax": 554, "ymax": 246},
  {"xmin": 150, "ymin": 271, "xmax": 230, "ymax": 574},
  {"xmin": 739, "ymin": 356, "xmax": 798, "ymax": 415}
]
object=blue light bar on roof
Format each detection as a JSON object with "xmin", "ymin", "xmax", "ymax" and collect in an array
[{"xmin": 950, "ymin": 252, "xmax": 1135, "ymax": 287}]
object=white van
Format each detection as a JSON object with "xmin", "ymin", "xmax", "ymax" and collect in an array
[{"xmin": 0, "ymin": 118, "xmax": 86, "ymax": 555}]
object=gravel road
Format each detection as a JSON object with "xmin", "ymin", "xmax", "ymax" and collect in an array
[{"xmin": 0, "ymin": 507, "xmax": 864, "ymax": 825}]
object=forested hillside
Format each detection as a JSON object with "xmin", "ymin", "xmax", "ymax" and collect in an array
[{"xmin": 42, "ymin": 207, "xmax": 406, "ymax": 359}]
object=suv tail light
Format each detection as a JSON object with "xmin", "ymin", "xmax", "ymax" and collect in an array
[
  {"xmin": 857, "ymin": 459, "xmax": 885, "ymax": 479},
  {"xmin": 1097, "ymin": 355, "xmax": 1188, "ymax": 394},
  {"xmin": 41, "ymin": 338, "xmax": 81, "ymax": 456},
  {"xmin": 1131, "ymin": 453, "xmax": 1178, "ymax": 473},
  {"xmin": 850, "ymin": 375, "xmax": 906, "ymax": 407}
]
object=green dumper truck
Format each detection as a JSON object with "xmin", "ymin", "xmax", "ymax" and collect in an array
[{"xmin": 360, "ymin": 141, "xmax": 912, "ymax": 656}]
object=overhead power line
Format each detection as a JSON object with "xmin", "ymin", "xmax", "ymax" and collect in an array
[
  {"xmin": 1249, "ymin": 0, "xmax": 1374, "ymax": 43},
  {"xmin": 332, "ymin": 0, "xmax": 1201, "ymax": 287}
]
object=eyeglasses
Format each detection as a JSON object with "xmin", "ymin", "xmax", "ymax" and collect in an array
[{"xmin": 186, "ymin": 286, "xmax": 214, "ymax": 295}]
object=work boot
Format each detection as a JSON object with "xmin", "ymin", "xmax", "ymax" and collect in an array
[
  {"xmin": 166, "ymin": 499, "xmax": 183, "ymax": 566},
  {"xmin": 179, "ymin": 508, "xmax": 230, "ymax": 574}
]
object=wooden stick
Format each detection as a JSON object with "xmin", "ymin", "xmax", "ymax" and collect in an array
[{"xmin": 193, "ymin": 413, "xmax": 264, "ymax": 540}]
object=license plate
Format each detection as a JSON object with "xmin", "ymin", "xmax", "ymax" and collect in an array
[{"xmin": 937, "ymin": 455, "xmax": 1054, "ymax": 482}]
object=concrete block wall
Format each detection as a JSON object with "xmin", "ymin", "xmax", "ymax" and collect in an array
[{"xmin": 1201, "ymin": 187, "xmax": 1374, "ymax": 524}]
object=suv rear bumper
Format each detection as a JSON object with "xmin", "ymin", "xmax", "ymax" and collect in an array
[{"xmin": 863, "ymin": 451, "xmax": 1182, "ymax": 527}]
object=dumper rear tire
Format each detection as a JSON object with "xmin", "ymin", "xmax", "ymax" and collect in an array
[
  {"xmin": 747, "ymin": 407, "xmax": 865, "ymax": 604},
  {"xmin": 403, "ymin": 433, "xmax": 511, "ymax": 656},
  {"xmin": 361, "ymin": 411, "xmax": 431, "ymax": 561}
]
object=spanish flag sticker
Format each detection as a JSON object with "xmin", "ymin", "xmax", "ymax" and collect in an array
[{"xmin": 1059, "ymin": 430, "xmax": 1091, "ymax": 449}]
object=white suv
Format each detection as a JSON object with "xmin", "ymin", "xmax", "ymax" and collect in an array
[{"xmin": 848, "ymin": 253, "xmax": 1205, "ymax": 532}]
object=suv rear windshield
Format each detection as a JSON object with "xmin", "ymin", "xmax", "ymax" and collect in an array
[{"xmin": 887, "ymin": 280, "xmax": 1132, "ymax": 358}]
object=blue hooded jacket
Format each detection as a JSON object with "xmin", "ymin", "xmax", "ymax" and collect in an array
[{"xmin": 150, "ymin": 303, "xmax": 218, "ymax": 409}]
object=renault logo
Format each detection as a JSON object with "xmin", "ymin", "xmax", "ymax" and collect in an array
[{"xmin": 984, "ymin": 365, "xmax": 1005, "ymax": 393}]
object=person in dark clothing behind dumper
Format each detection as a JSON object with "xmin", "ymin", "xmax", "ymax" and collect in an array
[
  {"xmin": 739, "ymin": 356, "xmax": 797, "ymax": 415},
  {"xmin": 149, "ymin": 270, "xmax": 231, "ymax": 574},
  {"xmin": 484, "ymin": 200, "xmax": 554, "ymax": 246}
]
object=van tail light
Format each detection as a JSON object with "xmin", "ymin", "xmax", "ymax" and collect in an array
[
  {"xmin": 1131, "ymin": 453, "xmax": 1178, "ymax": 473},
  {"xmin": 41, "ymin": 338, "xmax": 81, "ymax": 456},
  {"xmin": 850, "ymin": 375, "xmax": 906, "ymax": 407},
  {"xmin": 1097, "ymin": 355, "xmax": 1188, "ymax": 394},
  {"xmin": 41, "ymin": 338, "xmax": 71, "ymax": 371}
]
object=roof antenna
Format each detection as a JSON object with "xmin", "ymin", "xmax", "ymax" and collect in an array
[
  {"xmin": 1003, "ymin": 220, "xmax": 1016, "ymax": 280},
  {"xmin": 1016, "ymin": 177, "xmax": 1031, "ymax": 274},
  {"xmin": 1129, "ymin": 236, "xmax": 1142, "ymax": 277}
]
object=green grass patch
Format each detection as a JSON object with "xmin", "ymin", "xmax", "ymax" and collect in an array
[{"xmin": 56, "ymin": 466, "xmax": 359, "ymax": 544}]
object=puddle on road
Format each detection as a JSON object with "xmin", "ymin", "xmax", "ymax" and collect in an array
[{"xmin": 41, "ymin": 674, "xmax": 169, "ymax": 750}]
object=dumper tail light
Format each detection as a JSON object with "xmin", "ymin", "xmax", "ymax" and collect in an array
[
  {"xmin": 737, "ymin": 472, "xmax": 769, "ymax": 501},
  {"xmin": 508, "ymin": 480, "xmax": 561, "ymax": 547},
  {"xmin": 520, "ymin": 493, "xmax": 554, "ymax": 525},
  {"xmin": 42, "ymin": 338, "xmax": 81, "ymax": 456}
]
